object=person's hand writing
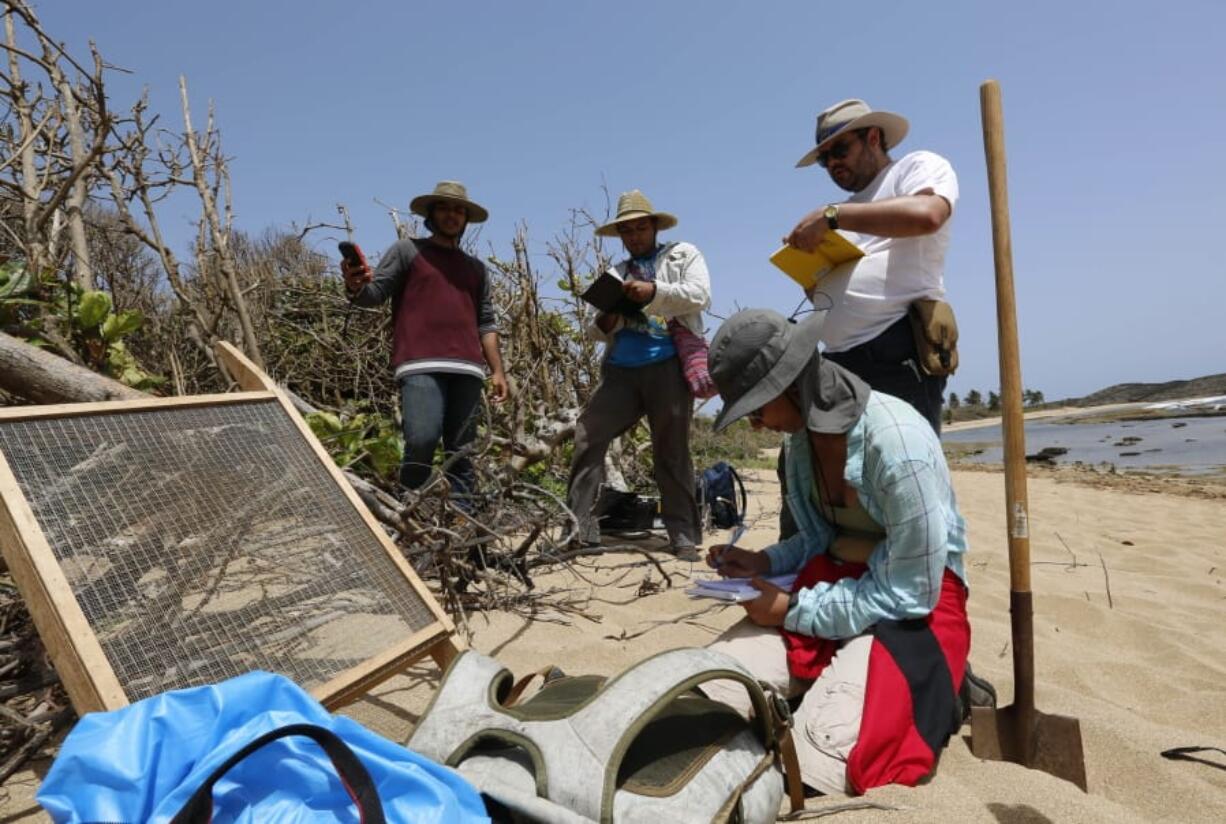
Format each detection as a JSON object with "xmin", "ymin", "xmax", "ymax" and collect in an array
[
  {"xmin": 741, "ymin": 578, "xmax": 790, "ymax": 627},
  {"xmin": 622, "ymin": 280, "xmax": 657, "ymax": 303},
  {"xmin": 341, "ymin": 258, "xmax": 372, "ymax": 292},
  {"xmin": 706, "ymin": 545, "xmax": 769, "ymax": 579}
]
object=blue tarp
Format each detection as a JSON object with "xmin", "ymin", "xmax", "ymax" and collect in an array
[{"xmin": 38, "ymin": 670, "xmax": 490, "ymax": 823}]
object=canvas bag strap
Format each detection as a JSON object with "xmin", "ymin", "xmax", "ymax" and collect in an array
[
  {"xmin": 759, "ymin": 683, "xmax": 805, "ymax": 813},
  {"xmin": 567, "ymin": 648, "xmax": 778, "ymax": 821},
  {"xmin": 729, "ymin": 464, "xmax": 748, "ymax": 524},
  {"xmin": 168, "ymin": 723, "xmax": 386, "ymax": 824}
]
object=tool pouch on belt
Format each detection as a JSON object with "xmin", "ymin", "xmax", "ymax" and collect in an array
[{"xmin": 908, "ymin": 299, "xmax": 959, "ymax": 377}]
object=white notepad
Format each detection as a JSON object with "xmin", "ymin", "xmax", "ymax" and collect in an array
[{"xmin": 686, "ymin": 574, "xmax": 797, "ymax": 603}]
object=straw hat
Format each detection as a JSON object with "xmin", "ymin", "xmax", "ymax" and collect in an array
[
  {"xmin": 710, "ymin": 309, "xmax": 869, "ymax": 434},
  {"xmin": 595, "ymin": 190, "xmax": 678, "ymax": 237},
  {"xmin": 794, "ymin": 99, "xmax": 909, "ymax": 168},
  {"xmin": 410, "ymin": 181, "xmax": 489, "ymax": 223}
]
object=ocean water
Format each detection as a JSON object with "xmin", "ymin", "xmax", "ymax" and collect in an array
[{"xmin": 941, "ymin": 415, "xmax": 1226, "ymax": 476}]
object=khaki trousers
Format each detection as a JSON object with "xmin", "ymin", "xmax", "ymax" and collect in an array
[{"xmin": 703, "ymin": 619, "xmax": 872, "ymax": 796}]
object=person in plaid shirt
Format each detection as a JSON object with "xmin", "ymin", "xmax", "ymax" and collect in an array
[{"xmin": 700, "ymin": 308, "xmax": 971, "ymax": 797}]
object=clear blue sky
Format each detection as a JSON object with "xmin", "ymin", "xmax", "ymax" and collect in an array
[{"xmin": 33, "ymin": 0, "xmax": 1225, "ymax": 401}]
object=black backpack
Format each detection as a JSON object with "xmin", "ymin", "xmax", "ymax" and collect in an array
[
  {"xmin": 698, "ymin": 461, "xmax": 747, "ymax": 530},
  {"xmin": 596, "ymin": 488, "xmax": 659, "ymax": 531}
]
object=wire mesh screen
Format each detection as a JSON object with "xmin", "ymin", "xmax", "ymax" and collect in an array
[{"xmin": 0, "ymin": 399, "xmax": 438, "ymax": 702}]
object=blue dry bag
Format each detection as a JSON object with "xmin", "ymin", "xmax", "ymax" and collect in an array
[{"xmin": 37, "ymin": 670, "xmax": 490, "ymax": 824}]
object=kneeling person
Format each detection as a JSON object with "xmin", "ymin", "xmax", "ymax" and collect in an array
[{"xmin": 701, "ymin": 308, "xmax": 970, "ymax": 795}]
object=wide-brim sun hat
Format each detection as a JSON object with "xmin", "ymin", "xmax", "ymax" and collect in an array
[
  {"xmin": 410, "ymin": 180, "xmax": 489, "ymax": 223},
  {"xmin": 795, "ymin": 99, "xmax": 909, "ymax": 168},
  {"xmin": 709, "ymin": 308, "xmax": 869, "ymax": 434},
  {"xmin": 710, "ymin": 309, "xmax": 826, "ymax": 431},
  {"xmin": 595, "ymin": 189, "xmax": 678, "ymax": 237}
]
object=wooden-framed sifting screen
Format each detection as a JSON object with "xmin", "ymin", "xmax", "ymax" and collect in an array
[{"xmin": 0, "ymin": 343, "xmax": 461, "ymax": 713}]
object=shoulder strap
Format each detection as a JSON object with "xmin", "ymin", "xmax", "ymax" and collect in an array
[
  {"xmin": 728, "ymin": 465, "xmax": 748, "ymax": 524},
  {"xmin": 567, "ymin": 647, "xmax": 778, "ymax": 822},
  {"xmin": 410, "ymin": 649, "xmax": 791, "ymax": 822},
  {"xmin": 169, "ymin": 723, "xmax": 385, "ymax": 824}
]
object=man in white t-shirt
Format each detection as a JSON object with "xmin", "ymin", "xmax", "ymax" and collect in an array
[{"xmin": 785, "ymin": 99, "xmax": 958, "ymax": 432}]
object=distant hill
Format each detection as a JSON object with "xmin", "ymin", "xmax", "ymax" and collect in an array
[
  {"xmin": 1065, "ymin": 374, "xmax": 1226, "ymax": 407},
  {"xmin": 947, "ymin": 374, "xmax": 1226, "ymax": 423}
]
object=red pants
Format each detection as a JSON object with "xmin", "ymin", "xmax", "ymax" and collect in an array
[{"xmin": 781, "ymin": 559, "xmax": 970, "ymax": 793}]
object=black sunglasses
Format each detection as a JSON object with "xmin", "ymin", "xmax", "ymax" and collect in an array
[{"xmin": 816, "ymin": 133, "xmax": 862, "ymax": 168}]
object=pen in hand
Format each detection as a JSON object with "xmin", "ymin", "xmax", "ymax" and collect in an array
[{"xmin": 711, "ymin": 523, "xmax": 747, "ymax": 572}]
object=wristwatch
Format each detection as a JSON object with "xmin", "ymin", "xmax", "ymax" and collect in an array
[{"xmin": 823, "ymin": 204, "xmax": 840, "ymax": 231}]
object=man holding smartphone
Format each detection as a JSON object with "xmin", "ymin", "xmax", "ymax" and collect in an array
[{"xmin": 341, "ymin": 180, "xmax": 508, "ymax": 505}]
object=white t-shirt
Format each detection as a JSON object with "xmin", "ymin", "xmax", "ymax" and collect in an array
[{"xmin": 810, "ymin": 150, "xmax": 958, "ymax": 352}]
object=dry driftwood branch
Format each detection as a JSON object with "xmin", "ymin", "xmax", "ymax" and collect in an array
[
  {"xmin": 1, "ymin": 1, "xmax": 112, "ymax": 286},
  {"xmin": 778, "ymin": 800, "xmax": 905, "ymax": 820},
  {"xmin": 602, "ymin": 602, "xmax": 725, "ymax": 642},
  {"xmin": 0, "ymin": 329, "xmax": 144, "ymax": 403},
  {"xmin": 179, "ymin": 75, "xmax": 263, "ymax": 369},
  {"xmin": 1097, "ymin": 551, "xmax": 1114, "ymax": 609}
]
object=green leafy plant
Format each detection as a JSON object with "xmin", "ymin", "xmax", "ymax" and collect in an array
[
  {"xmin": 0, "ymin": 262, "xmax": 165, "ymax": 390},
  {"xmin": 306, "ymin": 407, "xmax": 403, "ymax": 481},
  {"xmin": 73, "ymin": 288, "xmax": 163, "ymax": 390},
  {"xmin": 0, "ymin": 260, "xmax": 42, "ymax": 329}
]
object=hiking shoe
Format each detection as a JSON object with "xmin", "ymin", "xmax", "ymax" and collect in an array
[
  {"xmin": 671, "ymin": 545, "xmax": 701, "ymax": 562},
  {"xmin": 958, "ymin": 662, "xmax": 998, "ymax": 723}
]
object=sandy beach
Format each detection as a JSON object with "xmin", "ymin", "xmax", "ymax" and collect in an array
[
  {"xmin": 2, "ymin": 466, "xmax": 1223, "ymax": 822},
  {"xmin": 341, "ymin": 466, "xmax": 1224, "ymax": 823}
]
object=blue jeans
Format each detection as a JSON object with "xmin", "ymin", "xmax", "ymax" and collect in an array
[{"xmin": 398, "ymin": 372, "xmax": 484, "ymax": 499}]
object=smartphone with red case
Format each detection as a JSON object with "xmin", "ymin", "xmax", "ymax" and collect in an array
[{"xmin": 338, "ymin": 241, "xmax": 367, "ymax": 270}]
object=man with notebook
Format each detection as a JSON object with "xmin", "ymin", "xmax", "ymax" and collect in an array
[
  {"xmin": 785, "ymin": 99, "xmax": 958, "ymax": 433},
  {"xmin": 566, "ymin": 190, "xmax": 711, "ymax": 560}
]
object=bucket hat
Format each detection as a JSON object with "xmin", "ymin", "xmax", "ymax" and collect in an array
[
  {"xmin": 710, "ymin": 309, "xmax": 869, "ymax": 434},
  {"xmin": 795, "ymin": 99, "xmax": 909, "ymax": 168},
  {"xmin": 410, "ymin": 181, "xmax": 489, "ymax": 223},
  {"xmin": 595, "ymin": 190, "xmax": 678, "ymax": 237}
]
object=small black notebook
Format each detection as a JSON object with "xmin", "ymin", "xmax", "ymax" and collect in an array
[{"xmin": 580, "ymin": 272, "xmax": 645, "ymax": 316}]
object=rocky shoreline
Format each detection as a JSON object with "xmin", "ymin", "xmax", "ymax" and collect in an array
[{"xmin": 947, "ymin": 459, "xmax": 1226, "ymax": 500}]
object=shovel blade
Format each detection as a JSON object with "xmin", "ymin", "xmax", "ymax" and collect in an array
[{"xmin": 971, "ymin": 703, "xmax": 1088, "ymax": 791}]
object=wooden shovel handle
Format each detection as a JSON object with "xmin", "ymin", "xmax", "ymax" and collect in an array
[{"xmin": 980, "ymin": 80, "xmax": 1032, "ymax": 595}]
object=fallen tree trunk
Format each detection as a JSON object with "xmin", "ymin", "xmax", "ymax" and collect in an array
[{"xmin": 0, "ymin": 331, "xmax": 145, "ymax": 404}]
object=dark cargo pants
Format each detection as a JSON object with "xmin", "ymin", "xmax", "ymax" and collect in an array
[{"xmin": 567, "ymin": 357, "xmax": 701, "ymax": 550}]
